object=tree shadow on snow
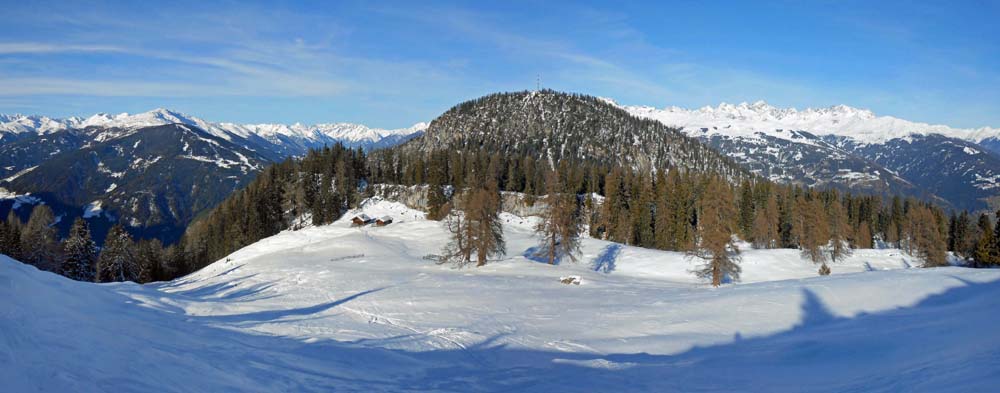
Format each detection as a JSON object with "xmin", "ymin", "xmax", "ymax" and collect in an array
[
  {"xmin": 160, "ymin": 274, "xmax": 280, "ymax": 303},
  {"xmin": 522, "ymin": 246, "xmax": 570, "ymax": 265},
  {"xmin": 591, "ymin": 244, "xmax": 622, "ymax": 273},
  {"xmin": 196, "ymin": 287, "xmax": 388, "ymax": 324}
]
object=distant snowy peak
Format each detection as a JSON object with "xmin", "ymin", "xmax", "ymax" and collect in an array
[
  {"xmin": 0, "ymin": 113, "xmax": 76, "ymax": 136},
  {"xmin": 0, "ymin": 108, "xmax": 427, "ymax": 145},
  {"xmin": 619, "ymin": 100, "xmax": 1000, "ymax": 144},
  {"xmin": 236, "ymin": 121, "xmax": 429, "ymax": 143}
]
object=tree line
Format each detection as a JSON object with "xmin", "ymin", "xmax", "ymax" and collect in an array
[
  {"xmin": 2, "ymin": 142, "xmax": 991, "ymax": 285},
  {"xmin": 1, "ymin": 206, "xmax": 174, "ymax": 283}
]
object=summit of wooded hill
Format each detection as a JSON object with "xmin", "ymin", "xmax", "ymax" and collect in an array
[{"xmin": 401, "ymin": 90, "xmax": 749, "ymax": 181}]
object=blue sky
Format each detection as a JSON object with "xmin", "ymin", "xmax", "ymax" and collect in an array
[{"xmin": 0, "ymin": 0, "xmax": 997, "ymax": 128}]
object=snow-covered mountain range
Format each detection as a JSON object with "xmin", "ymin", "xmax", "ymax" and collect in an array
[
  {"xmin": 0, "ymin": 108, "xmax": 427, "ymax": 149},
  {"xmin": 619, "ymin": 100, "xmax": 1000, "ymax": 211},
  {"xmin": 622, "ymin": 100, "xmax": 1000, "ymax": 145}
]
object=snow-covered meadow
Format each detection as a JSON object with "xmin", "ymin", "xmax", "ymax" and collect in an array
[{"xmin": 3, "ymin": 199, "xmax": 999, "ymax": 392}]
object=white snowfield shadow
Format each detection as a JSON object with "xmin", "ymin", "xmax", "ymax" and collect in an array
[{"xmin": 3, "ymin": 200, "xmax": 999, "ymax": 392}]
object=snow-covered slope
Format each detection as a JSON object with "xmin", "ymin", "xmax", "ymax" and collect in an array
[
  {"xmin": 4, "ymin": 199, "xmax": 999, "ymax": 391},
  {"xmin": 622, "ymin": 100, "xmax": 999, "ymax": 145},
  {"xmin": 0, "ymin": 108, "xmax": 427, "ymax": 148}
]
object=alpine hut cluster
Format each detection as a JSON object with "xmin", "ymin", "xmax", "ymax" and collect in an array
[{"xmin": 351, "ymin": 214, "xmax": 393, "ymax": 227}]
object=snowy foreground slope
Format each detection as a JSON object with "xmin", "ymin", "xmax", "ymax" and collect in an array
[{"xmin": 3, "ymin": 200, "xmax": 1000, "ymax": 392}]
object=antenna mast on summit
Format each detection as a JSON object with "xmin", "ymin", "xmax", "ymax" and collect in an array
[{"xmin": 536, "ymin": 74, "xmax": 540, "ymax": 91}]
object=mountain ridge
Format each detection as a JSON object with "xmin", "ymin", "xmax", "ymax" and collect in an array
[
  {"xmin": 619, "ymin": 100, "xmax": 1000, "ymax": 145},
  {"xmin": 613, "ymin": 99, "xmax": 1000, "ymax": 211},
  {"xmin": 0, "ymin": 108, "xmax": 427, "ymax": 146}
]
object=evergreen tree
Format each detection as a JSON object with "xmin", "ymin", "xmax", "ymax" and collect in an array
[
  {"xmin": 951, "ymin": 211, "xmax": 975, "ymax": 260},
  {"xmin": 598, "ymin": 168, "xmax": 629, "ymax": 242},
  {"xmin": 665, "ymin": 170, "xmax": 695, "ymax": 251},
  {"xmin": 60, "ymin": 218, "xmax": 97, "ymax": 282},
  {"xmin": 631, "ymin": 173, "xmax": 655, "ymax": 247},
  {"xmin": 887, "ymin": 196, "xmax": 904, "ymax": 246},
  {"xmin": 737, "ymin": 179, "xmax": 755, "ymax": 240},
  {"xmin": 973, "ymin": 213, "xmax": 995, "ymax": 267},
  {"xmin": 777, "ymin": 187, "xmax": 797, "ymax": 248},
  {"xmin": 690, "ymin": 177, "xmax": 741, "ymax": 286},
  {"xmin": 136, "ymin": 239, "xmax": 165, "ymax": 283},
  {"xmin": 20, "ymin": 205, "xmax": 60, "ymax": 271},
  {"xmin": 1, "ymin": 210, "xmax": 23, "ymax": 260},
  {"xmin": 426, "ymin": 152, "xmax": 450, "ymax": 221},
  {"xmin": 533, "ymin": 169, "xmax": 581, "ymax": 264},
  {"xmin": 97, "ymin": 224, "xmax": 139, "ymax": 282}
]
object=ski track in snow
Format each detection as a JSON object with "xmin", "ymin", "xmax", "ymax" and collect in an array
[{"xmin": 3, "ymin": 199, "xmax": 1000, "ymax": 392}]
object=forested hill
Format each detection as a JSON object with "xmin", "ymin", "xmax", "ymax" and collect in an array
[{"xmin": 401, "ymin": 90, "xmax": 750, "ymax": 181}]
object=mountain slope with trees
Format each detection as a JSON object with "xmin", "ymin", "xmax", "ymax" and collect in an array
[{"xmin": 403, "ymin": 90, "xmax": 749, "ymax": 180}]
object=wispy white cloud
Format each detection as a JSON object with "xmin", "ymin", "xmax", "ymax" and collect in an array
[{"xmin": 0, "ymin": 42, "xmax": 128, "ymax": 54}]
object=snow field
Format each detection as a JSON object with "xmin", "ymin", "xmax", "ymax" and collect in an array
[{"xmin": 3, "ymin": 199, "xmax": 999, "ymax": 392}]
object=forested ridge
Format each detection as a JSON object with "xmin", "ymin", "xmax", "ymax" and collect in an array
[{"xmin": 2, "ymin": 91, "xmax": 994, "ymax": 284}]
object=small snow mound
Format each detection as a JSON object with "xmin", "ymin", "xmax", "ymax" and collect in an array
[
  {"xmin": 552, "ymin": 358, "xmax": 636, "ymax": 370},
  {"xmin": 559, "ymin": 275, "xmax": 582, "ymax": 285}
]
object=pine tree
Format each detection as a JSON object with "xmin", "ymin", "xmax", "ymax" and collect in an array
[
  {"xmin": 904, "ymin": 204, "xmax": 947, "ymax": 267},
  {"xmin": 439, "ymin": 201, "xmax": 471, "ymax": 266},
  {"xmin": 778, "ymin": 187, "xmax": 796, "ymax": 248},
  {"xmin": 974, "ymin": 213, "xmax": 995, "ymax": 267},
  {"xmin": 598, "ymin": 168, "xmax": 627, "ymax": 242},
  {"xmin": 0, "ymin": 210, "xmax": 23, "ymax": 260},
  {"xmin": 665, "ymin": 170, "xmax": 695, "ymax": 251},
  {"xmin": 951, "ymin": 211, "xmax": 974, "ymax": 260},
  {"xmin": 426, "ymin": 152, "xmax": 450, "ymax": 221},
  {"xmin": 751, "ymin": 192, "xmax": 779, "ymax": 249},
  {"xmin": 467, "ymin": 178, "xmax": 506, "ymax": 267},
  {"xmin": 690, "ymin": 177, "xmax": 741, "ymax": 286},
  {"xmin": 60, "ymin": 218, "xmax": 97, "ymax": 282},
  {"xmin": 991, "ymin": 210, "xmax": 1000, "ymax": 267},
  {"xmin": 533, "ymin": 169, "xmax": 581, "ymax": 264},
  {"xmin": 438, "ymin": 169, "xmax": 505, "ymax": 267},
  {"xmin": 97, "ymin": 224, "xmax": 139, "ymax": 282},
  {"xmin": 795, "ymin": 196, "xmax": 830, "ymax": 274},
  {"xmin": 855, "ymin": 222, "xmax": 874, "ymax": 249},
  {"xmin": 653, "ymin": 169, "xmax": 672, "ymax": 250},
  {"xmin": 828, "ymin": 198, "xmax": 852, "ymax": 263},
  {"xmin": 631, "ymin": 173, "xmax": 655, "ymax": 247},
  {"xmin": 20, "ymin": 205, "xmax": 60, "ymax": 271},
  {"xmin": 887, "ymin": 196, "xmax": 904, "ymax": 246},
  {"xmin": 136, "ymin": 239, "xmax": 165, "ymax": 283},
  {"xmin": 737, "ymin": 179, "xmax": 755, "ymax": 240}
]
